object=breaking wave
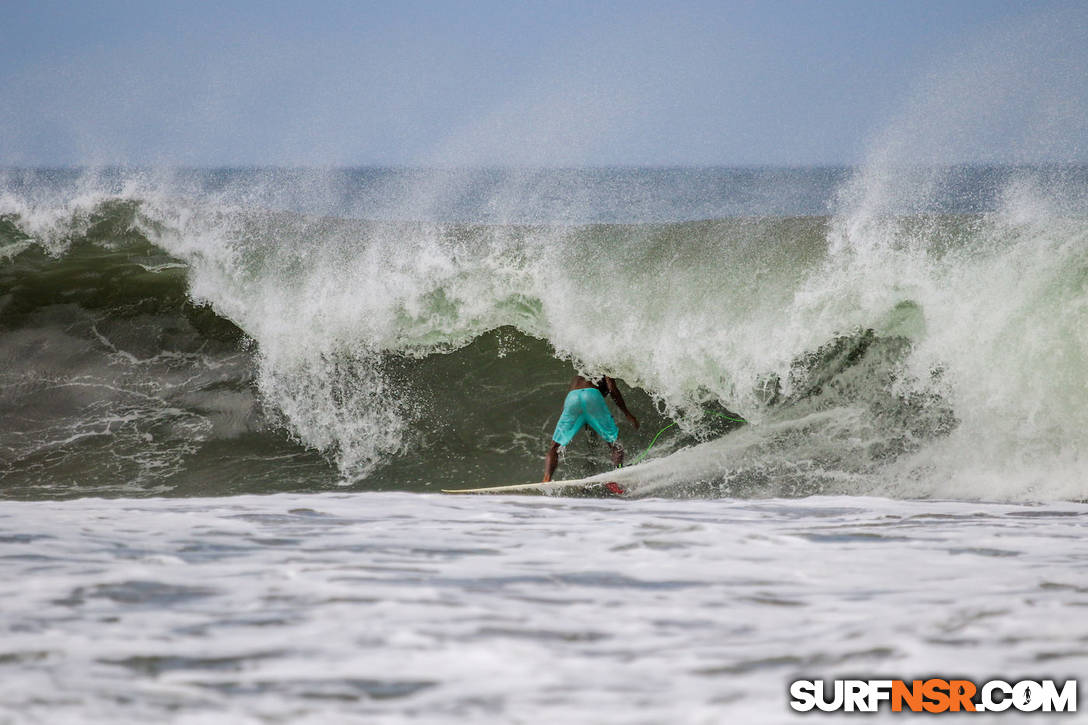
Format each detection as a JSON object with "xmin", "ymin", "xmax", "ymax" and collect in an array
[{"xmin": 0, "ymin": 166, "xmax": 1086, "ymax": 501}]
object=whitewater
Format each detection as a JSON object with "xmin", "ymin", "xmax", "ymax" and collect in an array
[{"xmin": 1, "ymin": 493, "xmax": 1085, "ymax": 724}]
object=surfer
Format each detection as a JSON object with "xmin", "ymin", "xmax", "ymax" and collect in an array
[{"xmin": 543, "ymin": 375, "xmax": 639, "ymax": 482}]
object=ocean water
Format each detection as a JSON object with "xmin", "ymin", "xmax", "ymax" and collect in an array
[
  {"xmin": 1, "ymin": 494, "xmax": 1085, "ymax": 724},
  {"xmin": 1, "ymin": 165, "xmax": 1087, "ymax": 722}
]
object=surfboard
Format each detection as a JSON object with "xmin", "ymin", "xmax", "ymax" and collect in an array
[{"xmin": 441, "ymin": 478, "xmax": 627, "ymax": 496}]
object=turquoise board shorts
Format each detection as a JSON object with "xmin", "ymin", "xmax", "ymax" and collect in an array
[{"xmin": 552, "ymin": 387, "xmax": 619, "ymax": 446}]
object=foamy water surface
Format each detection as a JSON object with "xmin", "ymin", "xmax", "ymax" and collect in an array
[{"xmin": 1, "ymin": 493, "xmax": 1084, "ymax": 723}]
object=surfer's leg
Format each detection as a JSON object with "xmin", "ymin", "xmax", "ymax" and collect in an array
[
  {"xmin": 546, "ymin": 390, "xmax": 589, "ymax": 481},
  {"xmin": 553, "ymin": 391, "xmax": 586, "ymax": 447},
  {"xmin": 608, "ymin": 441, "xmax": 624, "ymax": 468},
  {"xmin": 543, "ymin": 441, "xmax": 561, "ymax": 482}
]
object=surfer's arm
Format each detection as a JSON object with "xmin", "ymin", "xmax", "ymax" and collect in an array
[{"xmin": 604, "ymin": 377, "xmax": 639, "ymax": 429}]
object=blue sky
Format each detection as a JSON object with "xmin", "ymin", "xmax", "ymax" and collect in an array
[{"xmin": 1, "ymin": 0, "xmax": 1085, "ymax": 166}]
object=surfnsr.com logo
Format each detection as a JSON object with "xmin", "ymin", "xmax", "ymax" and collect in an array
[{"xmin": 789, "ymin": 679, "xmax": 1077, "ymax": 713}]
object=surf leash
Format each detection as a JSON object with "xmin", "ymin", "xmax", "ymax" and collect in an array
[{"xmin": 623, "ymin": 410, "xmax": 747, "ymax": 468}]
